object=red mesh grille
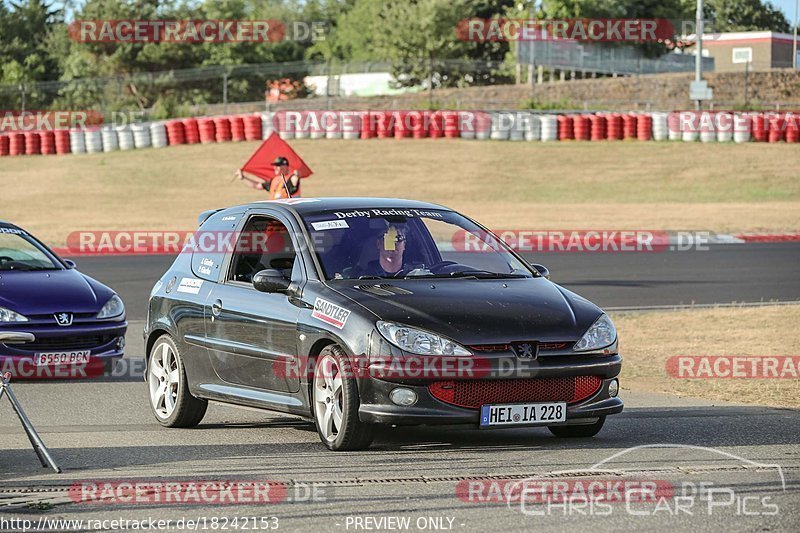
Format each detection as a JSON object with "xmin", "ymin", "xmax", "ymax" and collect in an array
[{"xmin": 428, "ymin": 376, "xmax": 602, "ymax": 409}]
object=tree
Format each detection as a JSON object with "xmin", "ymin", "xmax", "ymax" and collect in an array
[
  {"xmin": 704, "ymin": 0, "xmax": 790, "ymax": 33},
  {"xmin": 318, "ymin": 0, "xmax": 515, "ymax": 88}
]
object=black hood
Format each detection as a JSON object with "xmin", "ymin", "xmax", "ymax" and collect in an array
[{"xmin": 331, "ymin": 278, "xmax": 603, "ymax": 345}]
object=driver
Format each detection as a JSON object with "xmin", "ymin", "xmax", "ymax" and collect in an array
[{"xmin": 359, "ymin": 223, "xmax": 408, "ymax": 277}]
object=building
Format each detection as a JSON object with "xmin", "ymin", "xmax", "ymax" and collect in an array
[{"xmin": 694, "ymin": 31, "xmax": 800, "ymax": 72}]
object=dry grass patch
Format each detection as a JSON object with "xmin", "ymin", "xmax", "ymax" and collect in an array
[
  {"xmin": 613, "ymin": 305, "xmax": 800, "ymax": 408},
  {"xmin": 1, "ymin": 140, "xmax": 798, "ymax": 245}
]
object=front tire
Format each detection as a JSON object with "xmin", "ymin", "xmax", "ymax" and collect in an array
[
  {"xmin": 548, "ymin": 416, "xmax": 606, "ymax": 438},
  {"xmin": 312, "ymin": 345, "xmax": 374, "ymax": 451},
  {"xmin": 147, "ymin": 334, "xmax": 207, "ymax": 427}
]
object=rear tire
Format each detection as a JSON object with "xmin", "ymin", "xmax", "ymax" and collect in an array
[
  {"xmin": 147, "ymin": 334, "xmax": 207, "ymax": 427},
  {"xmin": 312, "ymin": 345, "xmax": 374, "ymax": 451},
  {"xmin": 548, "ymin": 416, "xmax": 606, "ymax": 438}
]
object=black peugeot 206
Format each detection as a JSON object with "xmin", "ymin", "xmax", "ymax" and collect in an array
[{"xmin": 144, "ymin": 198, "xmax": 622, "ymax": 450}]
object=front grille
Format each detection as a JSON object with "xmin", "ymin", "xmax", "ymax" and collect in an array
[
  {"xmin": 428, "ymin": 376, "xmax": 603, "ymax": 409},
  {"xmin": 468, "ymin": 341, "xmax": 574, "ymax": 353},
  {"xmin": 19, "ymin": 334, "xmax": 117, "ymax": 351}
]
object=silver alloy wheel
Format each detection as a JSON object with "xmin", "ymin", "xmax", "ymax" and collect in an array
[
  {"xmin": 148, "ymin": 341, "xmax": 179, "ymax": 419},
  {"xmin": 313, "ymin": 354, "xmax": 344, "ymax": 442}
]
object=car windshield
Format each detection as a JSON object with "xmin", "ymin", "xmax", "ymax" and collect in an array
[
  {"xmin": 0, "ymin": 230, "xmax": 60, "ymax": 271},
  {"xmin": 302, "ymin": 208, "xmax": 533, "ymax": 281}
]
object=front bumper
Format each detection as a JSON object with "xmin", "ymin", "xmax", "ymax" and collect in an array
[
  {"xmin": 357, "ymin": 354, "xmax": 623, "ymax": 426},
  {"xmin": 0, "ymin": 321, "xmax": 127, "ymax": 379}
]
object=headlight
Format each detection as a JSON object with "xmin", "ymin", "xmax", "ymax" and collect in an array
[
  {"xmin": 573, "ymin": 314, "xmax": 616, "ymax": 352},
  {"xmin": 97, "ymin": 295, "xmax": 125, "ymax": 319},
  {"xmin": 0, "ymin": 306, "xmax": 28, "ymax": 322},
  {"xmin": 377, "ymin": 321, "xmax": 471, "ymax": 356}
]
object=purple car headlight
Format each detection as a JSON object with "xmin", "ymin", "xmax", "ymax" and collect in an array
[
  {"xmin": 0, "ymin": 306, "xmax": 28, "ymax": 323},
  {"xmin": 97, "ymin": 295, "xmax": 125, "ymax": 319}
]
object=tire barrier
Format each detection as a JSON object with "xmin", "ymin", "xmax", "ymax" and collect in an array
[
  {"xmin": 117, "ymin": 125, "xmax": 135, "ymax": 150},
  {"xmin": 429, "ymin": 111, "xmax": 444, "ymax": 139},
  {"xmin": 24, "ymin": 131, "xmax": 41, "ymax": 155},
  {"xmin": 243, "ymin": 114, "xmax": 262, "ymax": 141},
  {"xmin": 341, "ymin": 112, "xmax": 361, "ymax": 140},
  {"xmin": 54, "ymin": 129, "xmax": 70, "ymax": 154},
  {"xmin": 132, "ymin": 123, "xmax": 152, "ymax": 149},
  {"xmin": 589, "ymin": 114, "xmax": 606, "ymax": 141},
  {"xmin": 6, "ymin": 110, "xmax": 796, "ymax": 158},
  {"xmin": 101, "ymin": 126, "xmax": 118, "ymax": 152},
  {"xmin": 166, "ymin": 120, "xmax": 186, "ymax": 145},
  {"xmin": 557, "ymin": 114, "xmax": 573, "ymax": 140},
  {"xmin": 606, "ymin": 113, "xmax": 623, "ymax": 140},
  {"xmin": 260, "ymin": 112, "xmax": 274, "ymax": 139},
  {"xmin": 752, "ymin": 115, "xmax": 767, "ymax": 142},
  {"xmin": 377, "ymin": 111, "xmax": 394, "ymax": 138},
  {"xmin": 573, "ymin": 114, "xmax": 590, "ymax": 141},
  {"xmin": 622, "ymin": 114, "xmax": 637, "ymax": 140},
  {"xmin": 69, "ymin": 129, "xmax": 86, "ymax": 154},
  {"xmin": 444, "ymin": 111, "xmax": 459, "ymax": 138},
  {"xmin": 490, "ymin": 112, "xmax": 509, "ymax": 141},
  {"xmin": 230, "ymin": 115, "xmax": 246, "ymax": 141},
  {"xmin": 716, "ymin": 113, "xmax": 733, "ymax": 142},
  {"xmin": 361, "ymin": 112, "xmax": 377, "ymax": 139},
  {"xmin": 8, "ymin": 132, "xmax": 24, "ymax": 155},
  {"xmin": 524, "ymin": 113, "xmax": 541, "ymax": 141},
  {"xmin": 768, "ymin": 115, "xmax": 785, "ymax": 143},
  {"xmin": 198, "ymin": 118, "xmax": 216, "ymax": 144},
  {"xmin": 150, "ymin": 122, "xmax": 168, "ymax": 148},
  {"xmin": 787, "ymin": 120, "xmax": 799, "ymax": 143},
  {"xmin": 540, "ymin": 114, "xmax": 558, "ymax": 141},
  {"xmin": 651, "ymin": 112, "xmax": 668, "ymax": 141},
  {"xmin": 636, "ymin": 114, "xmax": 652, "ymax": 141},
  {"xmin": 733, "ymin": 115, "xmax": 752, "ymax": 143},
  {"xmin": 183, "ymin": 118, "xmax": 201, "ymax": 144},
  {"xmin": 699, "ymin": 115, "xmax": 716, "ymax": 143},
  {"xmin": 40, "ymin": 131, "xmax": 56, "ymax": 155},
  {"xmin": 213, "ymin": 117, "xmax": 232, "ymax": 142},
  {"xmin": 84, "ymin": 128, "xmax": 103, "ymax": 153}
]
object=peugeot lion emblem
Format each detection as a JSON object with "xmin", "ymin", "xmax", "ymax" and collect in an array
[
  {"xmin": 54, "ymin": 312, "xmax": 73, "ymax": 326},
  {"xmin": 514, "ymin": 342, "xmax": 538, "ymax": 359}
]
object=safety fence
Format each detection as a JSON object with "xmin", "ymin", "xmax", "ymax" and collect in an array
[{"xmin": 1, "ymin": 110, "xmax": 799, "ymax": 157}]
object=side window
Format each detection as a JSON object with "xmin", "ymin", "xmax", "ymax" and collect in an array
[
  {"xmin": 227, "ymin": 216, "xmax": 297, "ymax": 284},
  {"xmin": 191, "ymin": 210, "xmax": 244, "ymax": 282}
]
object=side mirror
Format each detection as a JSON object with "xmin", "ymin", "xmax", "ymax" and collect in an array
[
  {"xmin": 531, "ymin": 263, "xmax": 550, "ymax": 280},
  {"xmin": 64, "ymin": 259, "xmax": 77, "ymax": 269},
  {"xmin": 253, "ymin": 269, "xmax": 291, "ymax": 293}
]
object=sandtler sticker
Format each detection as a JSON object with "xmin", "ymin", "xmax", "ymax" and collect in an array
[
  {"xmin": 312, "ymin": 220, "xmax": 349, "ymax": 231},
  {"xmin": 311, "ymin": 298, "xmax": 351, "ymax": 329},
  {"xmin": 177, "ymin": 277, "xmax": 203, "ymax": 294}
]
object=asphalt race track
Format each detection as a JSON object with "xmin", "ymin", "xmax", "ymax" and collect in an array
[
  {"xmin": 1, "ymin": 242, "xmax": 798, "ymax": 531},
  {"xmin": 74, "ymin": 242, "xmax": 800, "ymax": 320}
]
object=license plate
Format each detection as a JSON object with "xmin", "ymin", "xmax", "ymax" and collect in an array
[
  {"xmin": 480, "ymin": 402, "xmax": 567, "ymax": 427},
  {"xmin": 34, "ymin": 351, "xmax": 91, "ymax": 366}
]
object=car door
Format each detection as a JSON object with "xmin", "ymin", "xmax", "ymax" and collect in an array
[{"xmin": 204, "ymin": 212, "xmax": 303, "ymax": 393}]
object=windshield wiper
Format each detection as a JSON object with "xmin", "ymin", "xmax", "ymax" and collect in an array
[
  {"xmin": 357, "ymin": 275, "xmax": 387, "ymax": 280},
  {"xmin": 410, "ymin": 270, "xmax": 527, "ymax": 279}
]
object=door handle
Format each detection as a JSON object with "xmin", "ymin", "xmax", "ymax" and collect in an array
[{"xmin": 211, "ymin": 299, "xmax": 223, "ymax": 316}]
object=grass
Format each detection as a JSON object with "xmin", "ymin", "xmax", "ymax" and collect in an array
[
  {"xmin": 1, "ymin": 139, "xmax": 799, "ymax": 245},
  {"xmin": 613, "ymin": 305, "xmax": 800, "ymax": 408}
]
